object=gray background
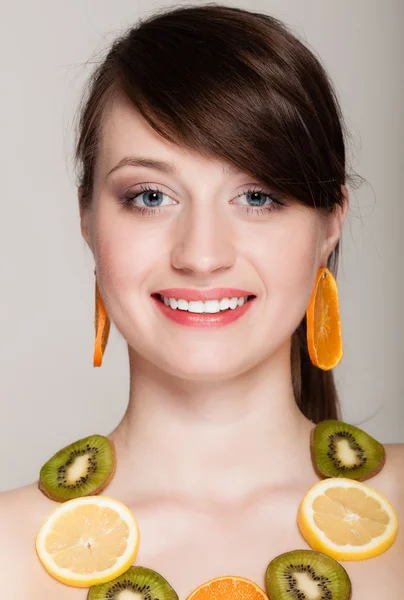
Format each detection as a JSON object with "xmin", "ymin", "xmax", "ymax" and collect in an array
[{"xmin": 0, "ymin": 0, "xmax": 403, "ymax": 491}]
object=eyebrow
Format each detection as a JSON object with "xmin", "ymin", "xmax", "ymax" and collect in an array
[{"xmin": 105, "ymin": 156, "xmax": 242, "ymax": 180}]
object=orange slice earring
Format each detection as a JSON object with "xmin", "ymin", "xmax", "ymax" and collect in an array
[
  {"xmin": 306, "ymin": 266, "xmax": 343, "ymax": 371},
  {"xmin": 93, "ymin": 274, "xmax": 110, "ymax": 367}
]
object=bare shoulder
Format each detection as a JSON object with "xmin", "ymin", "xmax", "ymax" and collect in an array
[
  {"xmin": 0, "ymin": 482, "xmax": 66, "ymax": 598},
  {"xmin": 380, "ymin": 442, "xmax": 404, "ymax": 499},
  {"xmin": 385, "ymin": 442, "xmax": 404, "ymax": 465},
  {"xmin": 369, "ymin": 443, "xmax": 404, "ymax": 553},
  {"xmin": 0, "ymin": 482, "xmax": 41, "ymax": 549},
  {"xmin": 373, "ymin": 442, "xmax": 404, "ymax": 541}
]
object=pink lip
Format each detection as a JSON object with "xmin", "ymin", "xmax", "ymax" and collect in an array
[
  {"xmin": 151, "ymin": 294, "xmax": 255, "ymax": 328},
  {"xmin": 154, "ymin": 288, "xmax": 255, "ymax": 301}
]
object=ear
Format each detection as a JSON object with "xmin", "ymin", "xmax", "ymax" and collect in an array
[
  {"xmin": 78, "ymin": 185, "xmax": 93, "ymax": 250},
  {"xmin": 320, "ymin": 184, "xmax": 349, "ymax": 264}
]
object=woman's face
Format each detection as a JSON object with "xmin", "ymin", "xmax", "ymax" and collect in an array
[{"xmin": 81, "ymin": 95, "xmax": 347, "ymax": 379}]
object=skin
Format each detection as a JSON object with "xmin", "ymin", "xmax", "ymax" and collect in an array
[{"xmin": 1, "ymin": 93, "xmax": 403, "ymax": 598}]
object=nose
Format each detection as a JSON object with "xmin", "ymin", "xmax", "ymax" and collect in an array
[{"xmin": 170, "ymin": 202, "xmax": 235, "ymax": 276}]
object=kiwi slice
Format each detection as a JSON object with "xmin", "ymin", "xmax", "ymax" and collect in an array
[
  {"xmin": 311, "ymin": 420, "xmax": 385, "ymax": 481},
  {"xmin": 38, "ymin": 434, "xmax": 116, "ymax": 501},
  {"xmin": 265, "ymin": 549, "xmax": 351, "ymax": 600},
  {"xmin": 87, "ymin": 566, "xmax": 179, "ymax": 600}
]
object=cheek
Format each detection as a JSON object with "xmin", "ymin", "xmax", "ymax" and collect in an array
[
  {"xmin": 92, "ymin": 203, "xmax": 157, "ymax": 299},
  {"xmin": 249, "ymin": 209, "xmax": 322, "ymax": 311},
  {"xmin": 94, "ymin": 202, "xmax": 158, "ymax": 320}
]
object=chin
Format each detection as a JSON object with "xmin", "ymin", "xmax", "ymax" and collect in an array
[{"xmin": 157, "ymin": 352, "xmax": 260, "ymax": 382}]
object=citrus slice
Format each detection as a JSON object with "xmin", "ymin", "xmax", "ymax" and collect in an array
[
  {"xmin": 306, "ymin": 267, "xmax": 343, "ymax": 370},
  {"xmin": 36, "ymin": 495, "xmax": 139, "ymax": 587},
  {"xmin": 297, "ymin": 477, "xmax": 398, "ymax": 560},
  {"xmin": 186, "ymin": 576, "xmax": 269, "ymax": 600}
]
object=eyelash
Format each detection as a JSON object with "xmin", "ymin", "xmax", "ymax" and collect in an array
[{"xmin": 119, "ymin": 183, "xmax": 287, "ymax": 216}]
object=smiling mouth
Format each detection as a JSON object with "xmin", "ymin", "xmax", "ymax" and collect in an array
[{"xmin": 151, "ymin": 293, "xmax": 256, "ymax": 313}]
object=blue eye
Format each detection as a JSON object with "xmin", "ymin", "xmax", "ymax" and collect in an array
[
  {"xmin": 125, "ymin": 184, "xmax": 173, "ymax": 210},
  {"xmin": 119, "ymin": 183, "xmax": 287, "ymax": 216},
  {"xmin": 230, "ymin": 186, "xmax": 288, "ymax": 217},
  {"xmin": 138, "ymin": 189, "xmax": 163, "ymax": 207},
  {"xmin": 234, "ymin": 187, "xmax": 285, "ymax": 212},
  {"xmin": 246, "ymin": 191, "xmax": 268, "ymax": 206}
]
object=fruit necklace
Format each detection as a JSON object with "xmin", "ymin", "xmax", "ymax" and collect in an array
[{"xmin": 36, "ymin": 419, "xmax": 398, "ymax": 600}]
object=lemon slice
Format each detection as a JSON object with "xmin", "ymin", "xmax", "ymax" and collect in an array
[
  {"xmin": 36, "ymin": 495, "xmax": 139, "ymax": 587},
  {"xmin": 297, "ymin": 477, "xmax": 398, "ymax": 560}
]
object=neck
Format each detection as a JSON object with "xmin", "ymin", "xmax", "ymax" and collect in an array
[{"xmin": 109, "ymin": 339, "xmax": 316, "ymax": 504}]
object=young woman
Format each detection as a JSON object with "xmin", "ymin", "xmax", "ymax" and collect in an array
[{"xmin": 1, "ymin": 4, "xmax": 403, "ymax": 598}]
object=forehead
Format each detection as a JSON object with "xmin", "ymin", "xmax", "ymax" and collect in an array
[
  {"xmin": 97, "ymin": 94, "xmax": 242, "ymax": 178},
  {"xmin": 100, "ymin": 95, "xmax": 173, "ymax": 156}
]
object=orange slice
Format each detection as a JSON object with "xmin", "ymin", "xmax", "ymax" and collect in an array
[
  {"xmin": 306, "ymin": 267, "xmax": 343, "ymax": 370},
  {"xmin": 186, "ymin": 576, "xmax": 269, "ymax": 600},
  {"xmin": 94, "ymin": 280, "xmax": 110, "ymax": 367},
  {"xmin": 297, "ymin": 477, "xmax": 398, "ymax": 560},
  {"xmin": 36, "ymin": 495, "xmax": 139, "ymax": 587}
]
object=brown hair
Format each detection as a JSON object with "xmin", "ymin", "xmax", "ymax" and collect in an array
[{"xmin": 74, "ymin": 3, "xmax": 362, "ymax": 423}]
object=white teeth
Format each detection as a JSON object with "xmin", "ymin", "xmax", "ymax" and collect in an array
[
  {"xmin": 229, "ymin": 297, "xmax": 238, "ymax": 310},
  {"xmin": 219, "ymin": 298, "xmax": 230, "ymax": 310},
  {"xmin": 160, "ymin": 295, "xmax": 251, "ymax": 313},
  {"xmin": 204, "ymin": 300, "xmax": 222, "ymax": 313},
  {"xmin": 177, "ymin": 299, "xmax": 188, "ymax": 311},
  {"xmin": 188, "ymin": 301, "xmax": 205, "ymax": 313}
]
